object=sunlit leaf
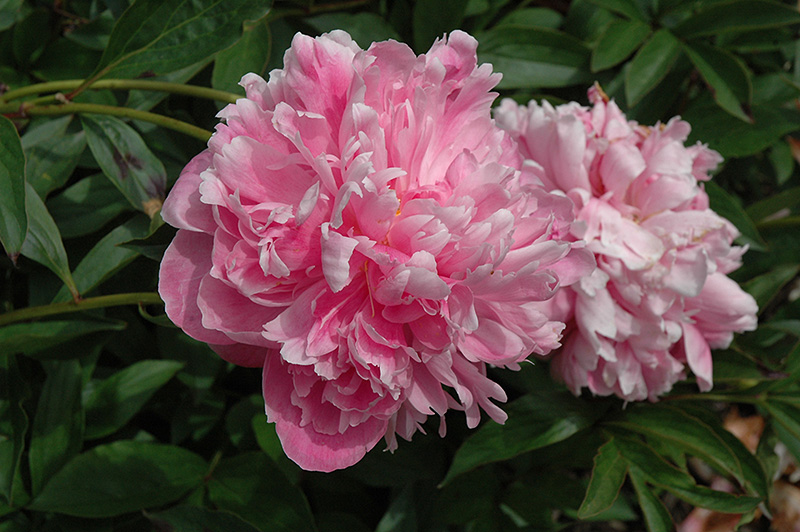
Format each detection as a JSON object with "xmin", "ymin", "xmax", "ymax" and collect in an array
[
  {"xmin": 578, "ymin": 438, "xmax": 628, "ymax": 518},
  {"xmin": 91, "ymin": 0, "xmax": 273, "ymax": 80}
]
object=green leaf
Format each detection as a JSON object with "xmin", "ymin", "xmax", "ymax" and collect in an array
[
  {"xmin": 207, "ymin": 452, "xmax": 317, "ymax": 532},
  {"xmin": 23, "ymin": 123, "xmax": 86, "ymax": 198},
  {"xmin": 673, "ymin": 0, "xmax": 800, "ymax": 38},
  {"xmin": 742, "ymin": 263, "xmax": 800, "ymax": 311},
  {"xmin": 625, "ymin": 29, "xmax": 681, "ymax": 107},
  {"xmin": 0, "ymin": 115, "xmax": 27, "ymax": 260},
  {"xmin": 0, "ymin": 355, "xmax": 28, "ymax": 505},
  {"xmin": 612, "ymin": 434, "xmax": 762, "ymax": 513},
  {"xmin": 251, "ymin": 415, "xmax": 300, "ymax": 484},
  {"xmin": 585, "ymin": 0, "xmax": 649, "ymax": 21},
  {"xmin": 116, "ymin": 220, "xmax": 174, "ymax": 261},
  {"xmin": 768, "ymin": 403, "xmax": 800, "ymax": 464},
  {"xmin": 12, "ymin": 8, "xmax": 48, "ymax": 66},
  {"xmin": 64, "ymin": 10, "xmax": 115, "ymax": 51},
  {"xmin": 305, "ymin": 13, "xmax": 400, "ymax": 49},
  {"xmin": 146, "ymin": 505, "xmax": 261, "ymax": 532},
  {"xmin": 610, "ymin": 404, "xmax": 768, "ymax": 498},
  {"xmin": 28, "ymin": 360, "xmax": 84, "ymax": 495},
  {"xmin": 412, "ymin": 0, "xmax": 466, "ymax": 52},
  {"xmin": 127, "ymin": 60, "xmax": 210, "ymax": 111},
  {"xmin": 0, "ymin": 319, "xmax": 126, "ymax": 357},
  {"xmin": 477, "ymin": 26, "xmax": 591, "ymax": 89},
  {"xmin": 84, "ymin": 360, "xmax": 183, "ymax": 439},
  {"xmin": 494, "ymin": 8, "xmax": 563, "ymax": 29},
  {"xmin": 82, "ymin": 115, "xmax": 166, "ymax": 216},
  {"xmin": 20, "ymin": 182, "xmax": 78, "ymax": 298},
  {"xmin": 683, "ymin": 42, "xmax": 752, "ymax": 122},
  {"xmin": 578, "ymin": 438, "xmax": 628, "ymax": 519},
  {"xmin": 441, "ymin": 392, "xmax": 608, "ymax": 485},
  {"xmin": 629, "ymin": 469, "xmax": 672, "ymax": 532},
  {"xmin": 685, "ymin": 104, "xmax": 800, "ymax": 159},
  {"xmin": 591, "ymin": 18, "xmax": 651, "ymax": 72},
  {"xmin": 0, "ymin": 0, "xmax": 22, "ymax": 31},
  {"xmin": 375, "ymin": 484, "xmax": 417, "ymax": 532},
  {"xmin": 704, "ymin": 181, "xmax": 766, "ymax": 251},
  {"xmin": 47, "ymin": 174, "xmax": 132, "ymax": 239},
  {"xmin": 29, "ymin": 440, "xmax": 207, "ymax": 517},
  {"xmin": 768, "ymin": 142, "xmax": 794, "ymax": 185},
  {"xmin": 91, "ymin": 0, "xmax": 273, "ymax": 80},
  {"xmin": 746, "ymin": 186, "xmax": 800, "ymax": 223},
  {"xmin": 52, "ymin": 215, "xmax": 152, "ymax": 303},
  {"xmin": 212, "ymin": 20, "xmax": 271, "ymax": 96}
]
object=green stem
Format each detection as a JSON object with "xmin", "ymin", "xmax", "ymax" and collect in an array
[
  {"xmin": 1, "ymin": 79, "xmax": 240, "ymax": 105},
  {"xmin": 661, "ymin": 392, "xmax": 762, "ymax": 404},
  {"xmin": 756, "ymin": 216, "xmax": 800, "ymax": 231},
  {"xmin": 0, "ymin": 102, "xmax": 211, "ymax": 142},
  {"xmin": 0, "ymin": 292, "xmax": 164, "ymax": 327}
]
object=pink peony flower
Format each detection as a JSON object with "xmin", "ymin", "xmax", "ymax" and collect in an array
[
  {"xmin": 158, "ymin": 30, "xmax": 593, "ymax": 471},
  {"xmin": 495, "ymin": 85, "xmax": 758, "ymax": 401}
]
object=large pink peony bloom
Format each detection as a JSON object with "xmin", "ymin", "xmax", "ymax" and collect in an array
[
  {"xmin": 495, "ymin": 85, "xmax": 758, "ymax": 401},
  {"xmin": 159, "ymin": 30, "xmax": 593, "ymax": 471}
]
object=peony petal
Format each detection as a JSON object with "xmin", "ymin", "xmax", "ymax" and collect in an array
[
  {"xmin": 159, "ymin": 230, "xmax": 233, "ymax": 345},
  {"xmin": 262, "ymin": 355, "xmax": 387, "ymax": 472}
]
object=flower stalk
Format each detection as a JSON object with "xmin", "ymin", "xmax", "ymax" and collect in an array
[
  {"xmin": 0, "ymin": 79, "xmax": 240, "ymax": 105},
  {"xmin": 0, "ymin": 101, "xmax": 212, "ymax": 142},
  {"xmin": 0, "ymin": 292, "xmax": 164, "ymax": 327}
]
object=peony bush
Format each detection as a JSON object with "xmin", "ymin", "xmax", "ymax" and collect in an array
[{"xmin": 2, "ymin": 1, "xmax": 800, "ymax": 531}]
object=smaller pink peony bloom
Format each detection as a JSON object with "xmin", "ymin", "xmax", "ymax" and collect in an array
[
  {"xmin": 159, "ymin": 30, "xmax": 593, "ymax": 471},
  {"xmin": 495, "ymin": 85, "xmax": 758, "ymax": 401}
]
